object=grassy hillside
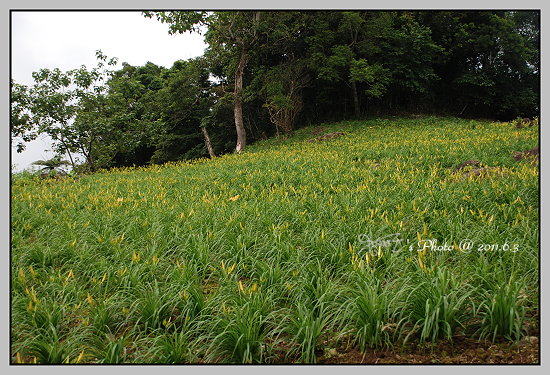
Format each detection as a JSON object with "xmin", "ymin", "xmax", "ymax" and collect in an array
[{"xmin": 11, "ymin": 116, "xmax": 539, "ymax": 364}]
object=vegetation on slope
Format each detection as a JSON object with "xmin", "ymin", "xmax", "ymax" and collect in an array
[{"xmin": 11, "ymin": 116, "xmax": 539, "ymax": 363}]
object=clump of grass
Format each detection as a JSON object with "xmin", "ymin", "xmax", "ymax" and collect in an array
[
  {"xmin": 26, "ymin": 323, "xmax": 89, "ymax": 364},
  {"xmin": 204, "ymin": 295, "xmax": 274, "ymax": 363},
  {"xmin": 90, "ymin": 300, "xmax": 119, "ymax": 334},
  {"xmin": 149, "ymin": 328, "xmax": 195, "ymax": 363},
  {"xmin": 342, "ymin": 274, "xmax": 398, "ymax": 350},
  {"xmin": 135, "ymin": 282, "xmax": 173, "ymax": 332},
  {"xmin": 405, "ymin": 267, "xmax": 473, "ymax": 343},
  {"xmin": 280, "ymin": 262, "xmax": 340, "ymax": 363},
  {"xmin": 27, "ymin": 331, "xmax": 72, "ymax": 364},
  {"xmin": 30, "ymin": 301, "xmax": 64, "ymax": 333},
  {"xmin": 284, "ymin": 302, "xmax": 332, "ymax": 363},
  {"xmin": 476, "ymin": 276, "xmax": 526, "ymax": 342},
  {"xmin": 92, "ymin": 333, "xmax": 128, "ymax": 364}
]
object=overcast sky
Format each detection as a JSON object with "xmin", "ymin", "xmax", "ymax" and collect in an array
[{"xmin": 11, "ymin": 11, "xmax": 207, "ymax": 172}]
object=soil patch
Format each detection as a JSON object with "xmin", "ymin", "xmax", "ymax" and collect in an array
[{"xmin": 319, "ymin": 336, "xmax": 539, "ymax": 364}]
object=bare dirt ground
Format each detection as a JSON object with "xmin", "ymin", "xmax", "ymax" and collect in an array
[{"xmin": 318, "ymin": 335, "xmax": 539, "ymax": 364}]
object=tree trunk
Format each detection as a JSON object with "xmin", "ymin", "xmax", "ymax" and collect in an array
[
  {"xmin": 86, "ymin": 136, "xmax": 96, "ymax": 172},
  {"xmin": 234, "ymin": 48, "xmax": 248, "ymax": 153},
  {"xmin": 351, "ymin": 80, "xmax": 360, "ymax": 118},
  {"xmin": 81, "ymin": 144, "xmax": 95, "ymax": 172},
  {"xmin": 201, "ymin": 127, "xmax": 216, "ymax": 158},
  {"xmin": 59, "ymin": 136, "xmax": 76, "ymax": 170}
]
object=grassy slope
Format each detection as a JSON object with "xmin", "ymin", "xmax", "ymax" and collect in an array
[{"xmin": 11, "ymin": 116, "xmax": 539, "ymax": 363}]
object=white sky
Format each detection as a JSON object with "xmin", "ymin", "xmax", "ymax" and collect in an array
[{"xmin": 11, "ymin": 11, "xmax": 207, "ymax": 172}]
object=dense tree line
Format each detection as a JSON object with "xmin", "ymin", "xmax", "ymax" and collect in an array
[{"xmin": 12, "ymin": 11, "xmax": 539, "ymax": 172}]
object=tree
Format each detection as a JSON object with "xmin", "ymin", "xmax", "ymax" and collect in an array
[
  {"xmin": 262, "ymin": 57, "xmax": 309, "ymax": 134},
  {"xmin": 11, "ymin": 51, "xmax": 118, "ymax": 171},
  {"xmin": 98, "ymin": 61, "xmax": 166, "ymax": 167},
  {"xmin": 18, "ymin": 67, "xmax": 79, "ymax": 168},
  {"xmin": 10, "ymin": 81, "xmax": 34, "ymax": 153},
  {"xmin": 338, "ymin": 12, "xmax": 366, "ymax": 117},
  {"xmin": 150, "ymin": 58, "xmax": 213, "ymax": 163},
  {"xmin": 250, "ymin": 12, "xmax": 312, "ymax": 133},
  {"xmin": 31, "ymin": 156, "xmax": 70, "ymax": 176},
  {"xmin": 144, "ymin": 11, "xmax": 262, "ymax": 153},
  {"xmin": 420, "ymin": 11, "xmax": 539, "ymax": 118}
]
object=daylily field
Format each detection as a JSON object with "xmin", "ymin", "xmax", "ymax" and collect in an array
[{"xmin": 11, "ymin": 116, "xmax": 539, "ymax": 363}]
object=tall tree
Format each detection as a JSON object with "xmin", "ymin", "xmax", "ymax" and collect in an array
[
  {"xmin": 11, "ymin": 51, "xmax": 118, "ymax": 171},
  {"xmin": 144, "ymin": 11, "xmax": 262, "ymax": 153},
  {"xmin": 151, "ymin": 58, "xmax": 214, "ymax": 163},
  {"xmin": 420, "ymin": 11, "xmax": 539, "ymax": 118}
]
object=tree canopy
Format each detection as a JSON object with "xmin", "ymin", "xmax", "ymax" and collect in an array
[{"xmin": 12, "ymin": 11, "xmax": 539, "ymax": 172}]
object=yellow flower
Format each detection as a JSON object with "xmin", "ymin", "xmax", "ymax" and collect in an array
[
  {"xmin": 229, "ymin": 194, "xmax": 240, "ymax": 201},
  {"xmin": 18, "ymin": 268, "xmax": 25, "ymax": 283},
  {"xmin": 418, "ymin": 256, "xmax": 426, "ymax": 271},
  {"xmin": 75, "ymin": 351, "xmax": 85, "ymax": 364}
]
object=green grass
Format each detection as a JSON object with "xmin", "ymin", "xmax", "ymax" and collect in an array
[{"xmin": 11, "ymin": 116, "xmax": 539, "ymax": 363}]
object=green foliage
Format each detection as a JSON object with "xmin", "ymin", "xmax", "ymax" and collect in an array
[
  {"xmin": 31, "ymin": 156, "xmax": 70, "ymax": 174},
  {"xmin": 405, "ymin": 267, "xmax": 473, "ymax": 343},
  {"xmin": 93, "ymin": 334, "xmax": 128, "ymax": 364},
  {"xmin": 475, "ymin": 274, "xmax": 527, "ymax": 342},
  {"xmin": 207, "ymin": 297, "xmax": 273, "ymax": 363},
  {"xmin": 11, "ymin": 117, "xmax": 538, "ymax": 363},
  {"xmin": 150, "ymin": 329, "xmax": 194, "ymax": 363},
  {"xmin": 13, "ymin": 11, "xmax": 538, "ymax": 171},
  {"xmin": 343, "ymin": 275, "xmax": 398, "ymax": 350},
  {"xmin": 350, "ymin": 59, "xmax": 390, "ymax": 98}
]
